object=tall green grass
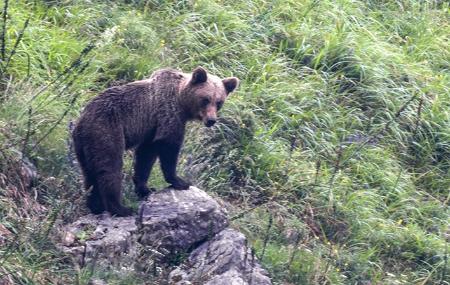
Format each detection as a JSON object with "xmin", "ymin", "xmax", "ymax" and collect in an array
[{"xmin": 0, "ymin": 0, "xmax": 448, "ymax": 284}]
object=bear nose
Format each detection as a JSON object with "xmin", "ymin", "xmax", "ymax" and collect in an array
[{"xmin": 205, "ymin": 118, "xmax": 216, "ymax": 127}]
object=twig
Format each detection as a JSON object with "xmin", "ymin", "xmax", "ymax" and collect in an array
[
  {"xmin": 31, "ymin": 59, "xmax": 89, "ymax": 114},
  {"xmin": 25, "ymin": 43, "xmax": 94, "ymax": 105},
  {"xmin": 259, "ymin": 212, "xmax": 273, "ymax": 261},
  {"xmin": 21, "ymin": 106, "xmax": 33, "ymax": 157},
  {"xmin": 66, "ymin": 121, "xmax": 76, "ymax": 169},
  {"xmin": 26, "ymin": 55, "xmax": 90, "ymax": 151},
  {"xmin": 1, "ymin": 0, "xmax": 8, "ymax": 62},
  {"xmin": 30, "ymin": 60, "xmax": 91, "ymax": 150},
  {"xmin": 4, "ymin": 16, "xmax": 30, "ymax": 71},
  {"xmin": 441, "ymin": 241, "xmax": 448, "ymax": 284},
  {"xmin": 413, "ymin": 95, "xmax": 424, "ymax": 135},
  {"xmin": 329, "ymin": 145, "xmax": 343, "ymax": 187},
  {"xmin": 314, "ymin": 160, "xmax": 321, "ymax": 185},
  {"xmin": 30, "ymin": 91, "xmax": 80, "ymax": 151},
  {"xmin": 287, "ymin": 231, "xmax": 302, "ymax": 271},
  {"xmin": 327, "ymin": 144, "xmax": 343, "ymax": 212}
]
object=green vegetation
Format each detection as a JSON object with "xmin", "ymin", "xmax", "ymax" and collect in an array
[{"xmin": 0, "ymin": 0, "xmax": 448, "ymax": 284}]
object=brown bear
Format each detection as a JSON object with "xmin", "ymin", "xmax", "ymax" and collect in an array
[{"xmin": 72, "ymin": 67, "xmax": 239, "ymax": 216}]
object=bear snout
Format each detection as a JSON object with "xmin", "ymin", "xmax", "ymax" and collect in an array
[{"xmin": 205, "ymin": 118, "xmax": 216, "ymax": 127}]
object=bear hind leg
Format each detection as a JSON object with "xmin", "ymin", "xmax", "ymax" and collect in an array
[
  {"xmin": 74, "ymin": 144, "xmax": 105, "ymax": 214},
  {"xmin": 86, "ymin": 184, "xmax": 105, "ymax": 214}
]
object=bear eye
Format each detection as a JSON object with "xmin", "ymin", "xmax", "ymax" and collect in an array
[
  {"xmin": 201, "ymin": 98, "xmax": 210, "ymax": 107},
  {"xmin": 216, "ymin": 101, "xmax": 223, "ymax": 110}
]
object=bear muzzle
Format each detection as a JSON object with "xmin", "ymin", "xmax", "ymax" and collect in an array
[{"xmin": 205, "ymin": 118, "xmax": 217, "ymax": 127}]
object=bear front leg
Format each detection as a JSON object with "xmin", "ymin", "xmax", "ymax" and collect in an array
[
  {"xmin": 158, "ymin": 142, "xmax": 191, "ymax": 190},
  {"xmin": 97, "ymin": 172, "xmax": 133, "ymax": 217},
  {"xmin": 133, "ymin": 143, "xmax": 158, "ymax": 198}
]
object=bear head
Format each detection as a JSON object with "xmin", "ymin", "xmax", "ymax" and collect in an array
[{"xmin": 180, "ymin": 67, "xmax": 239, "ymax": 127}]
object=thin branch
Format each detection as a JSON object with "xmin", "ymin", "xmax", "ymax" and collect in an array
[
  {"xmin": 29, "ymin": 60, "xmax": 91, "ymax": 150},
  {"xmin": 30, "ymin": 93, "xmax": 79, "ymax": 152},
  {"xmin": 259, "ymin": 212, "xmax": 273, "ymax": 261},
  {"xmin": 287, "ymin": 231, "xmax": 302, "ymax": 271},
  {"xmin": 31, "ymin": 59, "xmax": 88, "ymax": 114},
  {"xmin": 25, "ymin": 43, "xmax": 94, "ymax": 105},
  {"xmin": 21, "ymin": 106, "xmax": 33, "ymax": 157},
  {"xmin": 441, "ymin": 241, "xmax": 448, "ymax": 284},
  {"xmin": 413, "ymin": 95, "xmax": 424, "ymax": 135},
  {"xmin": 4, "ymin": 16, "xmax": 30, "ymax": 71},
  {"xmin": 1, "ymin": 0, "xmax": 8, "ymax": 62}
]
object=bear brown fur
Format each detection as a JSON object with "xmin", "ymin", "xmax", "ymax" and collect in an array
[{"xmin": 72, "ymin": 67, "xmax": 239, "ymax": 216}]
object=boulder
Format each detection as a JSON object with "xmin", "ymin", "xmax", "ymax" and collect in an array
[
  {"xmin": 169, "ymin": 228, "xmax": 271, "ymax": 285},
  {"xmin": 138, "ymin": 186, "xmax": 229, "ymax": 256}
]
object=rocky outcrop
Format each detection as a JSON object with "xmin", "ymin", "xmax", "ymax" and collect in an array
[
  {"xmin": 58, "ymin": 186, "xmax": 271, "ymax": 284},
  {"xmin": 169, "ymin": 228, "xmax": 271, "ymax": 285},
  {"xmin": 138, "ymin": 187, "xmax": 229, "ymax": 255}
]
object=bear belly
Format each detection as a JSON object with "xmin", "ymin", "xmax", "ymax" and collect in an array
[{"xmin": 124, "ymin": 127, "xmax": 156, "ymax": 150}]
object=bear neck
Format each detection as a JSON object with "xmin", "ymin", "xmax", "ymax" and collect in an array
[
  {"xmin": 176, "ymin": 82, "xmax": 197, "ymax": 122},
  {"xmin": 175, "ymin": 95, "xmax": 195, "ymax": 122}
]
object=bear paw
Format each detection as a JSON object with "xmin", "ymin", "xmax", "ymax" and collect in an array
[
  {"xmin": 170, "ymin": 177, "xmax": 191, "ymax": 190},
  {"xmin": 110, "ymin": 205, "xmax": 134, "ymax": 217},
  {"xmin": 135, "ymin": 185, "xmax": 154, "ymax": 199}
]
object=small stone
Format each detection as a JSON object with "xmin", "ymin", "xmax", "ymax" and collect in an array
[
  {"xmin": 88, "ymin": 279, "xmax": 108, "ymax": 285},
  {"xmin": 61, "ymin": 231, "xmax": 76, "ymax": 246},
  {"xmin": 9, "ymin": 149, "xmax": 38, "ymax": 189},
  {"xmin": 283, "ymin": 228, "xmax": 300, "ymax": 245}
]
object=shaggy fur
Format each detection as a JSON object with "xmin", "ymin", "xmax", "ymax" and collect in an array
[{"xmin": 72, "ymin": 67, "xmax": 239, "ymax": 216}]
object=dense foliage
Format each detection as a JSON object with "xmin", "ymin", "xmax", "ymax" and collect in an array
[{"xmin": 0, "ymin": 0, "xmax": 448, "ymax": 284}]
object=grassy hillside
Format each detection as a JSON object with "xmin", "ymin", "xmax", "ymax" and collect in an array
[{"xmin": 0, "ymin": 0, "xmax": 448, "ymax": 284}]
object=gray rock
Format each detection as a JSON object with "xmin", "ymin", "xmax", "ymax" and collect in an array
[
  {"xmin": 59, "ymin": 213, "xmax": 137, "ymax": 266},
  {"xmin": 19, "ymin": 155, "xmax": 38, "ymax": 189},
  {"xmin": 1, "ymin": 149, "xmax": 38, "ymax": 191},
  {"xmin": 169, "ymin": 228, "xmax": 271, "ymax": 285},
  {"xmin": 57, "ymin": 187, "xmax": 271, "ymax": 284},
  {"xmin": 138, "ymin": 186, "xmax": 229, "ymax": 256}
]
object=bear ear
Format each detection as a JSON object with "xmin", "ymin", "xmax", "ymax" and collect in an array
[
  {"xmin": 222, "ymin": 77, "xmax": 239, "ymax": 95},
  {"xmin": 191, "ymin": 66, "xmax": 208, "ymax": 84}
]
